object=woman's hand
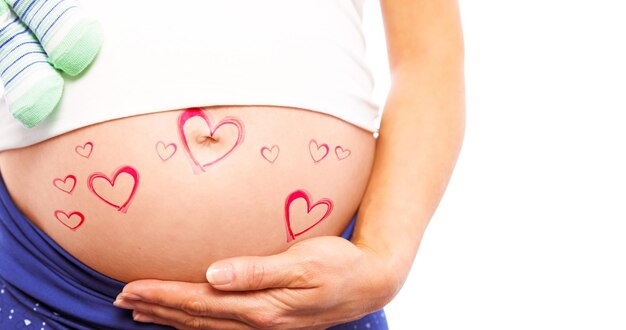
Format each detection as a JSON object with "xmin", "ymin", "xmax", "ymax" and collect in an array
[
  {"xmin": 115, "ymin": 236, "xmax": 397, "ymax": 330},
  {"xmin": 115, "ymin": 0, "xmax": 465, "ymax": 328}
]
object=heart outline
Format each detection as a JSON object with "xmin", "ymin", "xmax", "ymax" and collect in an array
[
  {"xmin": 284, "ymin": 189, "xmax": 334, "ymax": 243},
  {"xmin": 87, "ymin": 166, "xmax": 140, "ymax": 213},
  {"xmin": 260, "ymin": 145, "xmax": 280, "ymax": 164},
  {"xmin": 334, "ymin": 146, "xmax": 351, "ymax": 160},
  {"xmin": 156, "ymin": 141, "xmax": 177, "ymax": 162},
  {"xmin": 309, "ymin": 139, "xmax": 329, "ymax": 164},
  {"xmin": 178, "ymin": 108, "xmax": 245, "ymax": 174},
  {"xmin": 54, "ymin": 210, "xmax": 85, "ymax": 231},
  {"xmin": 52, "ymin": 175, "xmax": 77, "ymax": 194},
  {"xmin": 75, "ymin": 142, "xmax": 93, "ymax": 158}
]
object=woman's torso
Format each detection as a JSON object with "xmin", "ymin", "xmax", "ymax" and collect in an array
[
  {"xmin": 0, "ymin": 0, "xmax": 379, "ymax": 283},
  {"xmin": 0, "ymin": 105, "xmax": 375, "ymax": 282}
]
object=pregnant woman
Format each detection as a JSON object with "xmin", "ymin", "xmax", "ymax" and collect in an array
[{"xmin": 0, "ymin": 0, "xmax": 464, "ymax": 329}]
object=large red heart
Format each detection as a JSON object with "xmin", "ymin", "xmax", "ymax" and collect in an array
[
  {"xmin": 54, "ymin": 210, "xmax": 85, "ymax": 231},
  {"xmin": 284, "ymin": 190, "xmax": 334, "ymax": 242},
  {"xmin": 178, "ymin": 108, "xmax": 245, "ymax": 174},
  {"xmin": 87, "ymin": 166, "xmax": 139, "ymax": 213}
]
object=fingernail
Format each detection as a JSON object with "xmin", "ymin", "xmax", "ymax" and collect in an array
[
  {"xmin": 133, "ymin": 312, "xmax": 154, "ymax": 323},
  {"xmin": 118, "ymin": 292, "xmax": 142, "ymax": 301},
  {"xmin": 206, "ymin": 263, "xmax": 234, "ymax": 285},
  {"xmin": 113, "ymin": 299, "xmax": 134, "ymax": 309}
]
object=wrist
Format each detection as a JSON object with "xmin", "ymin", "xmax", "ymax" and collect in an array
[
  {"xmin": 353, "ymin": 238, "xmax": 414, "ymax": 306},
  {"xmin": 351, "ymin": 215, "xmax": 427, "ymax": 301}
]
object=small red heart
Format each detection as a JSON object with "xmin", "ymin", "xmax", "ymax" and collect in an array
[
  {"xmin": 334, "ymin": 146, "xmax": 351, "ymax": 160},
  {"xmin": 52, "ymin": 175, "xmax": 77, "ymax": 194},
  {"xmin": 156, "ymin": 141, "xmax": 177, "ymax": 161},
  {"xmin": 284, "ymin": 190, "xmax": 334, "ymax": 242},
  {"xmin": 54, "ymin": 210, "xmax": 85, "ymax": 231},
  {"xmin": 309, "ymin": 140, "xmax": 329, "ymax": 164},
  {"xmin": 75, "ymin": 142, "xmax": 93, "ymax": 158},
  {"xmin": 178, "ymin": 108, "xmax": 245, "ymax": 174},
  {"xmin": 87, "ymin": 166, "xmax": 140, "ymax": 213},
  {"xmin": 260, "ymin": 145, "xmax": 280, "ymax": 164}
]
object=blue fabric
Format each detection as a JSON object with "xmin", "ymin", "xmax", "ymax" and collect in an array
[
  {"xmin": 328, "ymin": 310, "xmax": 388, "ymax": 330},
  {"xmin": 0, "ymin": 174, "xmax": 162, "ymax": 329},
  {"xmin": 0, "ymin": 174, "xmax": 387, "ymax": 329}
]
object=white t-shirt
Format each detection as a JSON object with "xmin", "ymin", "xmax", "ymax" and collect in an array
[{"xmin": 0, "ymin": 0, "xmax": 380, "ymax": 151}]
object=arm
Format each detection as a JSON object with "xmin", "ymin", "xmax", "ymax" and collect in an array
[
  {"xmin": 353, "ymin": 0, "xmax": 465, "ymax": 297},
  {"xmin": 115, "ymin": 1, "xmax": 465, "ymax": 328}
]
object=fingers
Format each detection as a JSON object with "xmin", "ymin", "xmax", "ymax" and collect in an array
[
  {"xmin": 120, "ymin": 279, "xmax": 296, "ymax": 325},
  {"xmin": 206, "ymin": 252, "xmax": 314, "ymax": 291},
  {"xmin": 116, "ymin": 285, "xmax": 294, "ymax": 329},
  {"xmin": 116, "ymin": 237, "xmax": 372, "ymax": 329},
  {"xmin": 121, "ymin": 280, "xmax": 248, "ymax": 320},
  {"xmin": 116, "ymin": 299, "xmax": 252, "ymax": 330}
]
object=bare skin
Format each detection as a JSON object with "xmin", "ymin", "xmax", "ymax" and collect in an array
[
  {"xmin": 115, "ymin": 0, "xmax": 466, "ymax": 329},
  {"xmin": 0, "ymin": 105, "xmax": 375, "ymax": 283}
]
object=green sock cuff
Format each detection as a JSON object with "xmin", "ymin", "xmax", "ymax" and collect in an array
[
  {"xmin": 0, "ymin": 1, "xmax": 9, "ymax": 15},
  {"xmin": 11, "ymin": 75, "xmax": 63, "ymax": 127},
  {"xmin": 49, "ymin": 20, "xmax": 103, "ymax": 76}
]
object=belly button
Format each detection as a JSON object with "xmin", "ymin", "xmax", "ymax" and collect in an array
[{"xmin": 196, "ymin": 135, "xmax": 219, "ymax": 145}]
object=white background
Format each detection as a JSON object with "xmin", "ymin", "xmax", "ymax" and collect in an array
[{"xmin": 362, "ymin": 1, "xmax": 626, "ymax": 329}]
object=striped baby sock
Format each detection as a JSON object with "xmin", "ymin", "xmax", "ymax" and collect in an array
[
  {"xmin": 7, "ymin": 0, "xmax": 103, "ymax": 76},
  {"xmin": 0, "ymin": 0, "xmax": 63, "ymax": 127}
]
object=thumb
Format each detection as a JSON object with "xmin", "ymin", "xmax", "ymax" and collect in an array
[{"xmin": 205, "ymin": 251, "xmax": 310, "ymax": 291}]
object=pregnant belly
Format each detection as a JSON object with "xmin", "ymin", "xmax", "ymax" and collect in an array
[{"xmin": 0, "ymin": 106, "xmax": 375, "ymax": 283}]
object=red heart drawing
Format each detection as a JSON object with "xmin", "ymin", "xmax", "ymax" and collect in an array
[
  {"xmin": 75, "ymin": 142, "xmax": 93, "ymax": 158},
  {"xmin": 335, "ymin": 146, "xmax": 351, "ymax": 160},
  {"xmin": 178, "ymin": 108, "xmax": 245, "ymax": 174},
  {"xmin": 54, "ymin": 210, "xmax": 85, "ymax": 231},
  {"xmin": 309, "ymin": 140, "xmax": 329, "ymax": 164},
  {"xmin": 284, "ymin": 190, "xmax": 334, "ymax": 242},
  {"xmin": 87, "ymin": 166, "xmax": 139, "ymax": 213},
  {"xmin": 260, "ymin": 145, "xmax": 280, "ymax": 164},
  {"xmin": 156, "ymin": 141, "xmax": 177, "ymax": 162},
  {"xmin": 52, "ymin": 175, "xmax": 77, "ymax": 194}
]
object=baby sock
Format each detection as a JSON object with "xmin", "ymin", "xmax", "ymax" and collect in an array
[
  {"xmin": 7, "ymin": 0, "xmax": 103, "ymax": 76},
  {"xmin": 0, "ymin": 0, "xmax": 63, "ymax": 127}
]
